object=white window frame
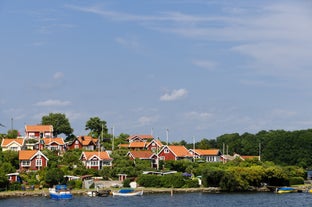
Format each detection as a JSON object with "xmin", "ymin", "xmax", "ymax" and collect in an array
[
  {"xmin": 36, "ymin": 159, "xmax": 42, "ymax": 167},
  {"xmin": 21, "ymin": 160, "xmax": 31, "ymax": 166},
  {"xmin": 164, "ymin": 148, "xmax": 169, "ymax": 153}
]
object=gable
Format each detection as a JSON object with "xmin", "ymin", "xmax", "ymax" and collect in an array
[{"xmin": 1, "ymin": 138, "xmax": 24, "ymax": 147}]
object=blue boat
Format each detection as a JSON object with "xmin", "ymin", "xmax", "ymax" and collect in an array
[
  {"xmin": 276, "ymin": 187, "xmax": 297, "ymax": 194},
  {"xmin": 49, "ymin": 185, "xmax": 73, "ymax": 199}
]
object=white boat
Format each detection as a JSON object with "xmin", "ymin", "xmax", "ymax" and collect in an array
[{"xmin": 112, "ymin": 188, "xmax": 143, "ymax": 197}]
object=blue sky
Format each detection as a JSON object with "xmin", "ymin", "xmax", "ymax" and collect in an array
[{"xmin": 1, "ymin": 0, "xmax": 312, "ymax": 142}]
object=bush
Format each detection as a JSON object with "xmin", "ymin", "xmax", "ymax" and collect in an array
[
  {"xmin": 123, "ymin": 178, "xmax": 131, "ymax": 187},
  {"xmin": 184, "ymin": 179, "xmax": 199, "ymax": 188},
  {"xmin": 161, "ymin": 173, "xmax": 185, "ymax": 188},
  {"xmin": 289, "ymin": 177, "xmax": 304, "ymax": 185},
  {"xmin": 137, "ymin": 174, "xmax": 162, "ymax": 187}
]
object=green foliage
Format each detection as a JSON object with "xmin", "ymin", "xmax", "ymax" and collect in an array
[
  {"xmin": 41, "ymin": 113, "xmax": 73, "ymax": 137},
  {"xmin": 7, "ymin": 129, "xmax": 18, "ymax": 138},
  {"xmin": 164, "ymin": 160, "xmax": 194, "ymax": 172},
  {"xmin": 161, "ymin": 173, "xmax": 185, "ymax": 188},
  {"xmin": 183, "ymin": 179, "xmax": 199, "ymax": 188},
  {"xmin": 289, "ymin": 177, "xmax": 304, "ymax": 185},
  {"xmin": 123, "ymin": 178, "xmax": 131, "ymax": 187},
  {"xmin": 44, "ymin": 167, "xmax": 65, "ymax": 187},
  {"xmin": 137, "ymin": 174, "xmax": 162, "ymax": 187},
  {"xmin": 67, "ymin": 179, "xmax": 82, "ymax": 189},
  {"xmin": 0, "ymin": 169, "xmax": 9, "ymax": 189},
  {"xmin": 202, "ymin": 167, "xmax": 224, "ymax": 187},
  {"xmin": 220, "ymin": 170, "xmax": 249, "ymax": 192},
  {"xmin": 85, "ymin": 117, "xmax": 108, "ymax": 138}
]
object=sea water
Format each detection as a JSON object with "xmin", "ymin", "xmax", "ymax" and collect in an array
[{"xmin": 1, "ymin": 192, "xmax": 312, "ymax": 207}]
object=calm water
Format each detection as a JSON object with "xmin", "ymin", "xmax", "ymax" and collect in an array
[{"xmin": 1, "ymin": 192, "xmax": 312, "ymax": 207}]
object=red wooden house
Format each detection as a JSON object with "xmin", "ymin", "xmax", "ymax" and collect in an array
[
  {"xmin": 157, "ymin": 145, "xmax": 193, "ymax": 161},
  {"xmin": 67, "ymin": 136, "xmax": 98, "ymax": 151},
  {"xmin": 146, "ymin": 139, "xmax": 163, "ymax": 153},
  {"xmin": 18, "ymin": 150, "xmax": 49, "ymax": 171},
  {"xmin": 25, "ymin": 125, "xmax": 53, "ymax": 139},
  {"xmin": 80, "ymin": 151, "xmax": 112, "ymax": 170}
]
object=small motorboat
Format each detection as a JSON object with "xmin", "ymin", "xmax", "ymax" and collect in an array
[
  {"xmin": 112, "ymin": 188, "xmax": 143, "ymax": 197},
  {"xmin": 49, "ymin": 184, "xmax": 73, "ymax": 199}
]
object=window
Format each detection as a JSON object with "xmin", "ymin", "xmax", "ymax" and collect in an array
[
  {"xmin": 10, "ymin": 147, "xmax": 18, "ymax": 151},
  {"xmin": 164, "ymin": 148, "xmax": 169, "ymax": 153},
  {"xmin": 36, "ymin": 159, "xmax": 42, "ymax": 166},
  {"xmin": 90, "ymin": 161, "xmax": 98, "ymax": 166},
  {"xmin": 21, "ymin": 160, "xmax": 31, "ymax": 166}
]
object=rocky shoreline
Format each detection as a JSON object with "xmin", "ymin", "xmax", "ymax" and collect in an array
[{"xmin": 0, "ymin": 186, "xmax": 274, "ymax": 199}]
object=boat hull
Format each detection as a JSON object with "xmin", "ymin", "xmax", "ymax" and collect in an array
[
  {"xmin": 49, "ymin": 185, "xmax": 73, "ymax": 199},
  {"xmin": 276, "ymin": 187, "xmax": 297, "ymax": 194},
  {"xmin": 112, "ymin": 190, "xmax": 143, "ymax": 197}
]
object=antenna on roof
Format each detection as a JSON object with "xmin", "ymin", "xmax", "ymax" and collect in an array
[{"xmin": 166, "ymin": 128, "xmax": 169, "ymax": 145}]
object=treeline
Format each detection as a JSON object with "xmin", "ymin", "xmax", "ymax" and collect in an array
[
  {"xmin": 182, "ymin": 129, "xmax": 312, "ymax": 168},
  {"xmin": 136, "ymin": 159, "xmax": 305, "ymax": 191}
]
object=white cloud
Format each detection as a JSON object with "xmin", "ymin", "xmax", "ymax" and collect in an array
[
  {"xmin": 192, "ymin": 59, "xmax": 217, "ymax": 71},
  {"xmin": 35, "ymin": 99, "xmax": 71, "ymax": 107},
  {"xmin": 137, "ymin": 115, "xmax": 159, "ymax": 126},
  {"xmin": 115, "ymin": 36, "xmax": 141, "ymax": 50},
  {"xmin": 53, "ymin": 72, "xmax": 64, "ymax": 80},
  {"xmin": 160, "ymin": 88, "xmax": 188, "ymax": 101},
  {"xmin": 185, "ymin": 111, "xmax": 213, "ymax": 120}
]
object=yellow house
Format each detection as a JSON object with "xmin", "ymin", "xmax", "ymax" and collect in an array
[{"xmin": 1, "ymin": 138, "xmax": 25, "ymax": 151}]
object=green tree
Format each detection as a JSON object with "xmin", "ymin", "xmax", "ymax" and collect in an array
[
  {"xmin": 44, "ymin": 167, "xmax": 65, "ymax": 187},
  {"xmin": 85, "ymin": 117, "xmax": 108, "ymax": 138},
  {"xmin": 41, "ymin": 113, "xmax": 73, "ymax": 137},
  {"xmin": 7, "ymin": 129, "xmax": 19, "ymax": 138}
]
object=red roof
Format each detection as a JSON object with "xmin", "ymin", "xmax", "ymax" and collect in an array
[
  {"xmin": 77, "ymin": 136, "xmax": 98, "ymax": 146},
  {"xmin": 25, "ymin": 125, "xmax": 53, "ymax": 132},
  {"xmin": 127, "ymin": 134, "xmax": 154, "ymax": 140},
  {"xmin": 18, "ymin": 150, "xmax": 48, "ymax": 160},
  {"xmin": 42, "ymin": 137, "xmax": 65, "ymax": 145},
  {"xmin": 193, "ymin": 149, "xmax": 220, "ymax": 156},
  {"xmin": 82, "ymin": 151, "xmax": 112, "ymax": 160},
  {"xmin": 1, "ymin": 138, "xmax": 25, "ymax": 147},
  {"xmin": 168, "ymin": 145, "xmax": 192, "ymax": 157},
  {"xmin": 128, "ymin": 150, "xmax": 154, "ymax": 159}
]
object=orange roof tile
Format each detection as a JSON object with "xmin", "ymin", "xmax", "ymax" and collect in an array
[
  {"xmin": 129, "ymin": 142, "xmax": 146, "ymax": 148},
  {"xmin": 19, "ymin": 150, "xmax": 38, "ymax": 160},
  {"xmin": 127, "ymin": 134, "xmax": 154, "ymax": 140},
  {"xmin": 118, "ymin": 143, "xmax": 130, "ymax": 148},
  {"xmin": 168, "ymin": 145, "xmax": 192, "ymax": 157},
  {"xmin": 77, "ymin": 136, "xmax": 98, "ymax": 146},
  {"xmin": 83, "ymin": 151, "xmax": 112, "ymax": 160},
  {"xmin": 128, "ymin": 150, "xmax": 154, "ymax": 159},
  {"xmin": 25, "ymin": 125, "xmax": 53, "ymax": 132},
  {"xmin": 42, "ymin": 137, "xmax": 65, "ymax": 145},
  {"xmin": 194, "ymin": 149, "xmax": 220, "ymax": 156},
  {"xmin": 1, "ymin": 138, "xmax": 25, "ymax": 147},
  {"xmin": 146, "ymin": 139, "xmax": 163, "ymax": 147},
  {"xmin": 241, "ymin": 155, "xmax": 259, "ymax": 160}
]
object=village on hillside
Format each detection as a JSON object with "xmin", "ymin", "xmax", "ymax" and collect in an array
[{"xmin": 1, "ymin": 124, "xmax": 259, "ymax": 188}]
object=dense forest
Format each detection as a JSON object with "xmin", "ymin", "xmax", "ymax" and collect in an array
[{"xmin": 182, "ymin": 129, "xmax": 312, "ymax": 168}]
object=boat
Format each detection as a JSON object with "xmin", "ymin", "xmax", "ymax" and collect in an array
[
  {"xmin": 275, "ymin": 187, "xmax": 297, "ymax": 194},
  {"xmin": 87, "ymin": 189, "xmax": 111, "ymax": 197},
  {"xmin": 49, "ymin": 184, "xmax": 73, "ymax": 199},
  {"xmin": 112, "ymin": 188, "xmax": 143, "ymax": 197}
]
